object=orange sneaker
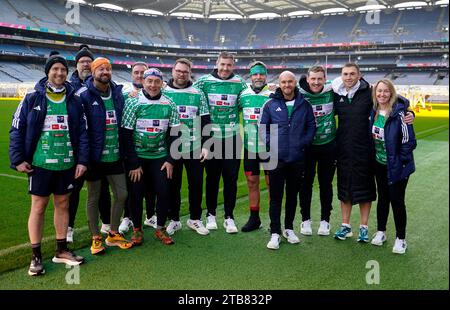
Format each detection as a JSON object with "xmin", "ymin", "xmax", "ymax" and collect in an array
[
  {"xmin": 155, "ymin": 229, "xmax": 174, "ymax": 245},
  {"xmin": 91, "ymin": 236, "xmax": 105, "ymax": 255},
  {"xmin": 131, "ymin": 228, "xmax": 144, "ymax": 246},
  {"xmin": 105, "ymin": 232, "xmax": 133, "ymax": 249}
]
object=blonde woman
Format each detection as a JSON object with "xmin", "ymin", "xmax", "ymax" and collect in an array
[{"xmin": 369, "ymin": 79, "xmax": 416, "ymax": 254}]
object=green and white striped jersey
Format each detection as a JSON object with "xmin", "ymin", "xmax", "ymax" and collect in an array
[
  {"xmin": 122, "ymin": 91, "xmax": 180, "ymax": 159},
  {"xmin": 122, "ymin": 83, "xmax": 136, "ymax": 102}
]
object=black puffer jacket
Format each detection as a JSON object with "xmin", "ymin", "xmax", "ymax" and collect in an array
[{"xmin": 333, "ymin": 78, "xmax": 376, "ymax": 204}]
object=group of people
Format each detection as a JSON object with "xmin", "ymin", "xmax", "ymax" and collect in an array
[{"xmin": 9, "ymin": 46, "xmax": 417, "ymax": 277}]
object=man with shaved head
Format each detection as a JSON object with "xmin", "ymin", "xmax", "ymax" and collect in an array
[{"xmin": 259, "ymin": 71, "xmax": 316, "ymax": 250}]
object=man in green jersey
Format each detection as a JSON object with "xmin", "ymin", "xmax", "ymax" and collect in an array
[
  {"xmin": 194, "ymin": 52, "xmax": 247, "ymax": 234},
  {"xmin": 164, "ymin": 58, "xmax": 211, "ymax": 236},
  {"xmin": 298, "ymin": 66, "xmax": 336, "ymax": 236},
  {"xmin": 239, "ymin": 61, "xmax": 272, "ymax": 232},
  {"xmin": 119, "ymin": 62, "xmax": 159, "ymax": 234},
  {"xmin": 122, "ymin": 68, "xmax": 180, "ymax": 245},
  {"xmin": 10, "ymin": 51, "xmax": 88, "ymax": 276}
]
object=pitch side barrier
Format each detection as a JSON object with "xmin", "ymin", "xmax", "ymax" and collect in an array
[{"xmin": 0, "ymin": 82, "xmax": 449, "ymax": 107}]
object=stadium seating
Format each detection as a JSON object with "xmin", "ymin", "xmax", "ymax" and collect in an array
[
  {"xmin": 0, "ymin": 0, "xmax": 447, "ymax": 47},
  {"xmin": 0, "ymin": 1, "xmax": 447, "ymax": 87}
]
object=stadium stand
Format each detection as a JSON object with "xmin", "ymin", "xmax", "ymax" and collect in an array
[
  {"xmin": 0, "ymin": 0, "xmax": 448, "ymax": 93},
  {"xmin": 0, "ymin": 0, "xmax": 448, "ymax": 47}
]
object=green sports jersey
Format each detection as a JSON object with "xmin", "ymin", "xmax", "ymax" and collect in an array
[
  {"xmin": 122, "ymin": 91, "xmax": 180, "ymax": 159},
  {"xmin": 238, "ymin": 85, "xmax": 272, "ymax": 153},
  {"xmin": 299, "ymin": 81, "xmax": 336, "ymax": 145},
  {"xmin": 163, "ymin": 84, "xmax": 209, "ymax": 154},
  {"xmin": 372, "ymin": 112, "xmax": 387, "ymax": 165},
  {"xmin": 193, "ymin": 73, "xmax": 247, "ymax": 138},
  {"xmin": 122, "ymin": 84, "xmax": 138, "ymax": 102},
  {"xmin": 285, "ymin": 99, "xmax": 295, "ymax": 118},
  {"xmin": 100, "ymin": 95, "xmax": 120, "ymax": 162},
  {"xmin": 32, "ymin": 95, "xmax": 74, "ymax": 171}
]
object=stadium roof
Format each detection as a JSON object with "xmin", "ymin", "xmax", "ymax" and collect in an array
[{"xmin": 81, "ymin": 0, "xmax": 445, "ymax": 19}]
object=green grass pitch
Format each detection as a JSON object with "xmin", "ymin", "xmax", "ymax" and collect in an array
[{"xmin": 0, "ymin": 99, "xmax": 448, "ymax": 289}]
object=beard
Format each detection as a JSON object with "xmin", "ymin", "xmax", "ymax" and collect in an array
[
  {"xmin": 94, "ymin": 75, "xmax": 111, "ymax": 84},
  {"xmin": 79, "ymin": 70, "xmax": 91, "ymax": 81},
  {"xmin": 253, "ymin": 81, "xmax": 265, "ymax": 88},
  {"xmin": 174, "ymin": 78, "xmax": 188, "ymax": 87}
]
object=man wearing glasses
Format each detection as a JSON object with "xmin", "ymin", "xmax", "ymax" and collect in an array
[{"xmin": 163, "ymin": 58, "xmax": 211, "ymax": 236}]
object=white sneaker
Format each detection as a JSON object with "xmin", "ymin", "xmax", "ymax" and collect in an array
[
  {"xmin": 186, "ymin": 219, "xmax": 209, "ymax": 235},
  {"xmin": 66, "ymin": 227, "xmax": 74, "ymax": 243},
  {"xmin": 206, "ymin": 214, "xmax": 218, "ymax": 230},
  {"xmin": 223, "ymin": 218, "xmax": 238, "ymax": 234},
  {"xmin": 317, "ymin": 220, "xmax": 330, "ymax": 236},
  {"xmin": 166, "ymin": 220, "xmax": 182, "ymax": 236},
  {"xmin": 100, "ymin": 223, "xmax": 111, "ymax": 234},
  {"xmin": 144, "ymin": 215, "xmax": 157, "ymax": 229},
  {"xmin": 392, "ymin": 238, "xmax": 407, "ymax": 254},
  {"xmin": 371, "ymin": 231, "xmax": 387, "ymax": 246},
  {"xmin": 300, "ymin": 220, "xmax": 312, "ymax": 236},
  {"xmin": 267, "ymin": 233, "xmax": 280, "ymax": 250},
  {"xmin": 282, "ymin": 229, "xmax": 301, "ymax": 244},
  {"xmin": 118, "ymin": 217, "xmax": 133, "ymax": 234}
]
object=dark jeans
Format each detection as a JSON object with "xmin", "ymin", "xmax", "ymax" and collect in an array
[
  {"xmin": 375, "ymin": 162, "xmax": 408, "ymax": 239},
  {"xmin": 68, "ymin": 176, "xmax": 111, "ymax": 228},
  {"xmin": 299, "ymin": 140, "xmax": 336, "ymax": 222},
  {"xmin": 205, "ymin": 135, "xmax": 242, "ymax": 219},
  {"xmin": 269, "ymin": 161, "xmax": 304, "ymax": 234},
  {"xmin": 169, "ymin": 158, "xmax": 204, "ymax": 221},
  {"xmin": 123, "ymin": 180, "xmax": 156, "ymax": 219},
  {"xmin": 129, "ymin": 157, "xmax": 170, "ymax": 229}
]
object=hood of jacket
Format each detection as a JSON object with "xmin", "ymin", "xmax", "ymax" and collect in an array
[{"xmin": 332, "ymin": 77, "xmax": 369, "ymax": 98}]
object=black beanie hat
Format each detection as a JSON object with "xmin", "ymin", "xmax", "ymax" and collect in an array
[
  {"xmin": 45, "ymin": 51, "xmax": 69, "ymax": 76},
  {"xmin": 75, "ymin": 44, "xmax": 94, "ymax": 64}
]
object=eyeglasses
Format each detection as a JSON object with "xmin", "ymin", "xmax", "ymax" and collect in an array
[{"xmin": 174, "ymin": 69, "xmax": 190, "ymax": 75}]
